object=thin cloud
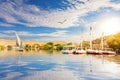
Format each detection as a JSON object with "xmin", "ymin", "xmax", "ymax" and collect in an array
[
  {"xmin": 0, "ymin": 0, "xmax": 120, "ymax": 28},
  {"xmin": 0, "ymin": 30, "xmax": 68, "ymax": 37},
  {"xmin": 0, "ymin": 30, "xmax": 86, "ymax": 42},
  {"xmin": 0, "ymin": 33, "xmax": 10, "ymax": 38},
  {"xmin": 0, "ymin": 23, "xmax": 13, "ymax": 27}
]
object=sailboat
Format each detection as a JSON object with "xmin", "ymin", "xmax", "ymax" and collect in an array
[
  {"xmin": 15, "ymin": 32, "xmax": 23, "ymax": 51},
  {"xmin": 75, "ymin": 31, "xmax": 86, "ymax": 54},
  {"xmin": 100, "ymin": 32, "xmax": 116, "ymax": 55},
  {"xmin": 87, "ymin": 26, "xmax": 102, "ymax": 55}
]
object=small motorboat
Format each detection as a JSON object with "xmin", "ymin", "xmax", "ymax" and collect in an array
[
  {"xmin": 62, "ymin": 46, "xmax": 76, "ymax": 54},
  {"xmin": 75, "ymin": 49, "xmax": 86, "ymax": 54},
  {"xmin": 62, "ymin": 50, "xmax": 69, "ymax": 54},
  {"xmin": 62, "ymin": 49, "xmax": 76, "ymax": 54}
]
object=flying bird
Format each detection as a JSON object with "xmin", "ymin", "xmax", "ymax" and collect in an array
[{"xmin": 58, "ymin": 19, "xmax": 67, "ymax": 24}]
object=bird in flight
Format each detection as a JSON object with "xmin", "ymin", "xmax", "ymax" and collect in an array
[{"xmin": 58, "ymin": 19, "xmax": 67, "ymax": 24}]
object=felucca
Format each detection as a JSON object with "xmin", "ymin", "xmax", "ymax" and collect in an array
[{"xmin": 15, "ymin": 32, "xmax": 23, "ymax": 51}]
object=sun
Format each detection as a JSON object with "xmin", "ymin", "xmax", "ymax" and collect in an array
[{"xmin": 100, "ymin": 17, "xmax": 120, "ymax": 35}]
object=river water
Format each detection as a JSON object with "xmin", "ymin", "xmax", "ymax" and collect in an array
[{"xmin": 0, "ymin": 50, "xmax": 120, "ymax": 80}]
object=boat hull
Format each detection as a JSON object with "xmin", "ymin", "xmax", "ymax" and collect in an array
[
  {"xmin": 87, "ymin": 50, "xmax": 102, "ymax": 55},
  {"xmin": 102, "ymin": 51, "xmax": 116, "ymax": 55},
  {"xmin": 75, "ymin": 50, "xmax": 86, "ymax": 54},
  {"xmin": 14, "ymin": 47, "xmax": 24, "ymax": 52},
  {"xmin": 62, "ymin": 50, "xmax": 76, "ymax": 54}
]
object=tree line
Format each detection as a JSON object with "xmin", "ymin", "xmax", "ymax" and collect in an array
[
  {"xmin": 92, "ymin": 32, "xmax": 120, "ymax": 53},
  {"xmin": 106, "ymin": 32, "xmax": 120, "ymax": 53},
  {"xmin": 0, "ymin": 32, "xmax": 120, "ymax": 53},
  {"xmin": 0, "ymin": 42, "xmax": 64, "ymax": 51},
  {"xmin": 0, "ymin": 41, "xmax": 90, "ymax": 51}
]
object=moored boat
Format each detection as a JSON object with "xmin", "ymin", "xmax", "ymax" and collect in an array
[
  {"xmin": 75, "ymin": 29, "xmax": 86, "ymax": 54},
  {"xmin": 62, "ymin": 46, "xmax": 76, "ymax": 54},
  {"xmin": 100, "ymin": 32, "xmax": 116, "ymax": 55},
  {"xmin": 75, "ymin": 49, "xmax": 86, "ymax": 54},
  {"xmin": 62, "ymin": 50, "xmax": 69, "ymax": 54},
  {"xmin": 86, "ymin": 26, "xmax": 102, "ymax": 55},
  {"xmin": 102, "ymin": 51, "xmax": 116, "ymax": 55},
  {"xmin": 87, "ymin": 49, "xmax": 102, "ymax": 55},
  {"xmin": 101, "ymin": 50, "xmax": 116, "ymax": 55}
]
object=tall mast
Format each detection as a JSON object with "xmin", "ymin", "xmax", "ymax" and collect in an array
[
  {"xmin": 80, "ymin": 31, "xmax": 83, "ymax": 50},
  {"xmin": 90, "ymin": 26, "xmax": 92, "ymax": 50},
  {"xmin": 101, "ymin": 32, "xmax": 104, "ymax": 50}
]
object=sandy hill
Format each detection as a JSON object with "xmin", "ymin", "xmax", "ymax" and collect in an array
[
  {"xmin": 0, "ymin": 39, "xmax": 66, "ymax": 47},
  {"xmin": 0, "ymin": 39, "xmax": 16, "ymax": 46}
]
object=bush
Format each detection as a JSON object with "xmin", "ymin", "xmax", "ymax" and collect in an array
[
  {"xmin": 43, "ymin": 42, "xmax": 53, "ymax": 50},
  {"xmin": 24, "ymin": 44, "xmax": 31, "ymax": 51},
  {"xmin": 0, "ymin": 45, "xmax": 5, "ymax": 50},
  {"xmin": 7, "ymin": 45, "xmax": 12, "ymax": 51},
  {"xmin": 55, "ymin": 44, "xmax": 63, "ymax": 51}
]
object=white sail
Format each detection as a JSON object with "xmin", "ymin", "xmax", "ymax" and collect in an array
[{"xmin": 15, "ymin": 32, "xmax": 23, "ymax": 48}]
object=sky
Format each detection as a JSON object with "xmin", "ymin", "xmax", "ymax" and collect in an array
[{"xmin": 0, "ymin": 0, "xmax": 120, "ymax": 42}]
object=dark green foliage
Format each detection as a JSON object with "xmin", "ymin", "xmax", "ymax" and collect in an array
[
  {"xmin": 43, "ymin": 42, "xmax": 53, "ymax": 50},
  {"xmin": 55, "ymin": 44, "xmax": 63, "ymax": 51},
  {"xmin": 106, "ymin": 33, "xmax": 120, "ymax": 52},
  {"xmin": 32, "ymin": 44, "xmax": 41, "ymax": 51},
  {"xmin": 7, "ymin": 45, "xmax": 12, "ymax": 51},
  {"xmin": 0, "ymin": 45, "xmax": 5, "ymax": 50},
  {"xmin": 24, "ymin": 44, "xmax": 31, "ymax": 51}
]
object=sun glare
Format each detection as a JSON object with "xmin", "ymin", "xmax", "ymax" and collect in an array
[{"xmin": 101, "ymin": 17, "xmax": 120, "ymax": 35}]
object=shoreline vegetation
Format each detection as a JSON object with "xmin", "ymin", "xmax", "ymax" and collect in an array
[{"xmin": 0, "ymin": 32, "xmax": 120, "ymax": 53}]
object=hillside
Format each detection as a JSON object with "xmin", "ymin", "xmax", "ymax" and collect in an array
[{"xmin": 0, "ymin": 39, "xmax": 66, "ymax": 47}]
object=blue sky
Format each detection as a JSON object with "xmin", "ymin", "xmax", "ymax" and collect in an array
[{"xmin": 0, "ymin": 0, "xmax": 120, "ymax": 42}]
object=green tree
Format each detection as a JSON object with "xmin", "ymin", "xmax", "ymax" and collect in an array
[
  {"xmin": 43, "ymin": 42, "xmax": 53, "ymax": 50},
  {"xmin": 0, "ymin": 45, "xmax": 5, "ymax": 50},
  {"xmin": 24, "ymin": 44, "xmax": 31, "ymax": 51},
  {"xmin": 55, "ymin": 44, "xmax": 63, "ymax": 51},
  {"xmin": 32, "ymin": 44, "xmax": 41, "ymax": 51},
  {"xmin": 82, "ymin": 41, "xmax": 90, "ymax": 49},
  {"xmin": 106, "ymin": 32, "xmax": 120, "ymax": 52},
  {"xmin": 7, "ymin": 45, "xmax": 12, "ymax": 51}
]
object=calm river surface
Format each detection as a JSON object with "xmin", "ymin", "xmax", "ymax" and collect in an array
[{"xmin": 0, "ymin": 50, "xmax": 120, "ymax": 80}]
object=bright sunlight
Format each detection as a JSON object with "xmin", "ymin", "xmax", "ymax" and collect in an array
[{"xmin": 100, "ymin": 17, "xmax": 120, "ymax": 35}]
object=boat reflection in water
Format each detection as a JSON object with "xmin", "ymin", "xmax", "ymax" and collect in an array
[{"xmin": 0, "ymin": 50, "xmax": 120, "ymax": 80}]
